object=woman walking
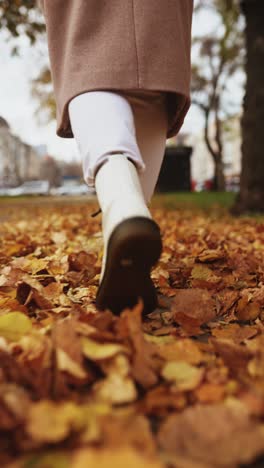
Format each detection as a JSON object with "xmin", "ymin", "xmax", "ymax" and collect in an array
[{"xmin": 40, "ymin": 0, "xmax": 193, "ymax": 315}]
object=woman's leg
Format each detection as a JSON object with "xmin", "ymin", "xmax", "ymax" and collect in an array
[
  {"xmin": 123, "ymin": 91, "xmax": 168, "ymax": 203},
  {"xmin": 68, "ymin": 90, "xmax": 168, "ymax": 203},
  {"xmin": 68, "ymin": 90, "xmax": 168, "ymax": 314},
  {"xmin": 68, "ymin": 91, "xmax": 145, "ymax": 187}
]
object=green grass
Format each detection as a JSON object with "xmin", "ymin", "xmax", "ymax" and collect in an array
[
  {"xmin": 153, "ymin": 191, "xmax": 236, "ymax": 210},
  {"xmin": 153, "ymin": 192, "xmax": 264, "ymax": 220},
  {"xmin": 0, "ymin": 192, "xmax": 263, "ymax": 220},
  {"xmin": 0, "ymin": 192, "xmax": 235, "ymax": 211}
]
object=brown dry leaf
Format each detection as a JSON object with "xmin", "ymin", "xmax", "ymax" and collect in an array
[
  {"xmin": 235, "ymin": 295, "xmax": 261, "ymax": 321},
  {"xmin": 211, "ymin": 323, "xmax": 259, "ymax": 344},
  {"xmin": 206, "ymin": 366, "xmax": 229, "ymax": 385},
  {"xmin": 238, "ymin": 390, "xmax": 264, "ymax": 416},
  {"xmin": 211, "ymin": 338, "xmax": 254, "ymax": 379},
  {"xmin": 42, "ymin": 281, "xmax": 64, "ymax": 300},
  {"xmin": 53, "ymin": 319, "xmax": 89, "ymax": 391},
  {"xmin": 172, "ymin": 289, "xmax": 216, "ymax": 333},
  {"xmin": 0, "ymin": 200, "xmax": 264, "ymax": 465},
  {"xmin": 157, "ymin": 338, "xmax": 203, "ymax": 364},
  {"xmin": 158, "ymin": 403, "xmax": 264, "ymax": 467},
  {"xmin": 16, "ymin": 281, "xmax": 54, "ymax": 310},
  {"xmin": 0, "ymin": 383, "xmax": 30, "ymax": 430},
  {"xmin": 68, "ymin": 251, "xmax": 96, "ymax": 272},
  {"xmin": 101, "ymin": 413, "xmax": 157, "ymax": 455},
  {"xmin": 9, "ymin": 333, "xmax": 53, "ymax": 398},
  {"xmin": 116, "ymin": 302, "xmax": 160, "ymax": 388},
  {"xmin": 161, "ymin": 453, "xmax": 213, "ymax": 468},
  {"xmin": 214, "ymin": 290, "xmax": 239, "ymax": 317},
  {"xmin": 142, "ymin": 385, "xmax": 187, "ymax": 416},
  {"xmin": 194, "ymin": 383, "xmax": 226, "ymax": 403},
  {"xmin": 195, "ymin": 249, "xmax": 226, "ymax": 263}
]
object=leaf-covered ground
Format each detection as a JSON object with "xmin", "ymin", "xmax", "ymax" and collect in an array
[{"xmin": 0, "ymin": 198, "xmax": 264, "ymax": 468}]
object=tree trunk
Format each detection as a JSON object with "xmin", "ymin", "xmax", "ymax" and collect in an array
[
  {"xmin": 232, "ymin": 0, "xmax": 264, "ymax": 213},
  {"xmin": 213, "ymin": 157, "xmax": 226, "ymax": 191},
  {"xmin": 204, "ymin": 109, "xmax": 226, "ymax": 192}
]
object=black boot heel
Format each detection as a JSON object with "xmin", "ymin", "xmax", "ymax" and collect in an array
[{"xmin": 95, "ymin": 216, "xmax": 162, "ymax": 315}]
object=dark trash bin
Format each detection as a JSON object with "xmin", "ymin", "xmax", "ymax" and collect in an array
[{"xmin": 156, "ymin": 145, "xmax": 193, "ymax": 192}]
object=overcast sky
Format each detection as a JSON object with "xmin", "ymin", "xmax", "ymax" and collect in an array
[{"xmin": 0, "ymin": 7, "xmax": 244, "ymax": 162}]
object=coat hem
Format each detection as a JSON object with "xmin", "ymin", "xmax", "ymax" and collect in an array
[{"xmin": 56, "ymin": 86, "xmax": 191, "ymax": 140}]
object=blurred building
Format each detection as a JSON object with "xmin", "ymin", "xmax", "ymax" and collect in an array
[
  {"xmin": 186, "ymin": 115, "xmax": 242, "ymax": 184},
  {"xmin": 40, "ymin": 155, "xmax": 62, "ymax": 187},
  {"xmin": 0, "ymin": 116, "xmax": 42, "ymax": 186}
]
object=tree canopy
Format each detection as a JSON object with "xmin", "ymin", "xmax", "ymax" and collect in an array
[{"xmin": 0, "ymin": 0, "xmax": 45, "ymax": 48}]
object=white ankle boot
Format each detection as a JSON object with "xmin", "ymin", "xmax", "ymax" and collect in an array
[{"xmin": 95, "ymin": 153, "xmax": 162, "ymax": 315}]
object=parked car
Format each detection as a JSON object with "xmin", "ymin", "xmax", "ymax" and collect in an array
[
  {"xmin": 50, "ymin": 184, "xmax": 93, "ymax": 196},
  {"xmin": 8, "ymin": 180, "xmax": 50, "ymax": 196},
  {"xmin": 0, "ymin": 187, "xmax": 14, "ymax": 196}
]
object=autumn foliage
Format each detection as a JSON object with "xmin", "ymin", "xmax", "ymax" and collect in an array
[{"xmin": 0, "ymin": 201, "xmax": 263, "ymax": 467}]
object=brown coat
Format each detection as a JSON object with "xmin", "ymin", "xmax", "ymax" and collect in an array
[{"xmin": 41, "ymin": 0, "xmax": 193, "ymax": 139}]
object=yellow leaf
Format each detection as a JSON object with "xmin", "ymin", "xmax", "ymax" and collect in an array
[
  {"xmin": 191, "ymin": 265, "xmax": 221, "ymax": 283},
  {"xmin": 82, "ymin": 337, "xmax": 127, "ymax": 360},
  {"xmin": 93, "ymin": 355, "xmax": 137, "ymax": 404},
  {"xmin": 143, "ymin": 333, "xmax": 174, "ymax": 345},
  {"xmin": 94, "ymin": 373, "xmax": 137, "ymax": 404},
  {"xmin": 24, "ymin": 452, "xmax": 70, "ymax": 468},
  {"xmin": 0, "ymin": 312, "xmax": 32, "ymax": 341},
  {"xmin": 161, "ymin": 361, "xmax": 204, "ymax": 391},
  {"xmin": 57, "ymin": 348, "xmax": 87, "ymax": 379},
  {"xmin": 51, "ymin": 232, "xmax": 67, "ymax": 244},
  {"xmin": 158, "ymin": 339, "xmax": 203, "ymax": 364},
  {"xmin": 26, "ymin": 401, "xmax": 85, "ymax": 443},
  {"xmin": 71, "ymin": 447, "xmax": 163, "ymax": 468},
  {"xmin": 24, "ymin": 257, "xmax": 49, "ymax": 274}
]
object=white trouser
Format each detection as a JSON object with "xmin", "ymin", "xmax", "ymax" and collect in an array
[{"xmin": 68, "ymin": 90, "xmax": 168, "ymax": 203}]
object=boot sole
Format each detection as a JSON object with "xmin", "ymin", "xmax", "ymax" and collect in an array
[{"xmin": 95, "ymin": 217, "xmax": 162, "ymax": 315}]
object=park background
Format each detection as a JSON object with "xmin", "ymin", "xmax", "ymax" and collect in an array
[
  {"xmin": 0, "ymin": 0, "xmax": 263, "ymax": 213},
  {"xmin": 0, "ymin": 2, "xmax": 264, "ymax": 468}
]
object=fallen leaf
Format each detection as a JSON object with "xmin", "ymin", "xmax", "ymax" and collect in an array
[
  {"xmin": 158, "ymin": 403, "xmax": 264, "ymax": 466},
  {"xmin": 235, "ymin": 296, "xmax": 261, "ymax": 321},
  {"xmin": 71, "ymin": 447, "xmax": 163, "ymax": 468},
  {"xmin": 0, "ymin": 312, "xmax": 32, "ymax": 341},
  {"xmin": 93, "ymin": 355, "xmax": 137, "ymax": 404},
  {"xmin": 211, "ymin": 323, "xmax": 258, "ymax": 343},
  {"xmin": 116, "ymin": 302, "xmax": 160, "ymax": 389},
  {"xmin": 191, "ymin": 264, "xmax": 222, "ymax": 287},
  {"xmin": 196, "ymin": 249, "xmax": 226, "ymax": 263},
  {"xmin": 157, "ymin": 338, "xmax": 203, "ymax": 364},
  {"xmin": 195, "ymin": 383, "xmax": 226, "ymax": 403},
  {"xmin": 161, "ymin": 361, "xmax": 204, "ymax": 391},
  {"xmin": 172, "ymin": 289, "xmax": 216, "ymax": 333},
  {"xmin": 57, "ymin": 349, "xmax": 87, "ymax": 380},
  {"xmin": 23, "ymin": 452, "xmax": 70, "ymax": 468},
  {"xmin": 26, "ymin": 401, "xmax": 86, "ymax": 444},
  {"xmin": 211, "ymin": 338, "xmax": 254, "ymax": 378},
  {"xmin": 142, "ymin": 385, "xmax": 187, "ymax": 416},
  {"xmin": 82, "ymin": 337, "xmax": 127, "ymax": 361}
]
